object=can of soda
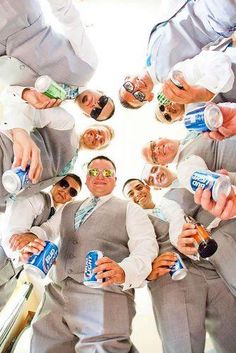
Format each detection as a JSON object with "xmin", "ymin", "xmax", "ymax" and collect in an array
[
  {"xmin": 190, "ymin": 170, "xmax": 231, "ymax": 201},
  {"xmin": 25, "ymin": 241, "xmax": 58, "ymax": 278},
  {"xmin": 2, "ymin": 166, "xmax": 30, "ymax": 194},
  {"xmin": 184, "ymin": 104, "xmax": 223, "ymax": 132},
  {"xmin": 35, "ymin": 75, "xmax": 67, "ymax": 100},
  {"xmin": 169, "ymin": 253, "xmax": 187, "ymax": 281},
  {"xmin": 84, "ymin": 250, "xmax": 104, "ymax": 288},
  {"xmin": 170, "ymin": 70, "xmax": 184, "ymax": 89}
]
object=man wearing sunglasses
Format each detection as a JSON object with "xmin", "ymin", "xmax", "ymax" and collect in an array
[
  {"xmin": 119, "ymin": 0, "xmax": 236, "ymax": 109},
  {"xmin": 17, "ymin": 155, "xmax": 157, "ymax": 353},
  {"xmin": 123, "ymin": 177, "xmax": 236, "ymax": 353}
]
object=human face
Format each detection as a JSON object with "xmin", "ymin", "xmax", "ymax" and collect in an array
[
  {"xmin": 124, "ymin": 180, "xmax": 152, "ymax": 209},
  {"xmin": 76, "ymin": 90, "xmax": 114, "ymax": 121},
  {"xmin": 155, "ymin": 102, "xmax": 185, "ymax": 124},
  {"xmin": 143, "ymin": 165, "xmax": 175, "ymax": 188},
  {"xmin": 142, "ymin": 138, "xmax": 180, "ymax": 165},
  {"xmin": 120, "ymin": 71, "xmax": 154, "ymax": 107},
  {"xmin": 51, "ymin": 176, "xmax": 81, "ymax": 204},
  {"xmin": 81, "ymin": 125, "xmax": 113, "ymax": 150},
  {"xmin": 86, "ymin": 159, "xmax": 116, "ymax": 197}
]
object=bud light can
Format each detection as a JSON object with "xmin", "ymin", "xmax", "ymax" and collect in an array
[
  {"xmin": 25, "ymin": 241, "xmax": 58, "ymax": 278},
  {"xmin": 190, "ymin": 170, "xmax": 231, "ymax": 201},
  {"xmin": 35, "ymin": 75, "xmax": 67, "ymax": 100},
  {"xmin": 184, "ymin": 104, "xmax": 223, "ymax": 132},
  {"xmin": 84, "ymin": 250, "xmax": 103, "ymax": 288},
  {"xmin": 169, "ymin": 253, "xmax": 187, "ymax": 281},
  {"xmin": 170, "ymin": 70, "xmax": 184, "ymax": 89},
  {"xmin": 2, "ymin": 166, "xmax": 30, "ymax": 194}
]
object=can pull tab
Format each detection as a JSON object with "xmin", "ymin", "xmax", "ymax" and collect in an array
[{"xmin": 184, "ymin": 215, "xmax": 197, "ymax": 225}]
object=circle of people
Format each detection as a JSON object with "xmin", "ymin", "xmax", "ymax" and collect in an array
[{"xmin": 0, "ymin": 1, "xmax": 236, "ymax": 353}]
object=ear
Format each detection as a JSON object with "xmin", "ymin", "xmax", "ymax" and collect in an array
[{"xmin": 147, "ymin": 92, "xmax": 154, "ymax": 102}]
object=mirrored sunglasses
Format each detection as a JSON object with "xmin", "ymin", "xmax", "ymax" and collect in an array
[
  {"xmin": 87, "ymin": 168, "xmax": 115, "ymax": 178},
  {"xmin": 123, "ymin": 81, "xmax": 146, "ymax": 102}
]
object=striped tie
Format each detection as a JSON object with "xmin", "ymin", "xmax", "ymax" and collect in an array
[{"xmin": 74, "ymin": 197, "xmax": 99, "ymax": 230}]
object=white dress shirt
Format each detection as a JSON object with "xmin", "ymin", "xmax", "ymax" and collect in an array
[{"xmin": 30, "ymin": 194, "xmax": 158, "ymax": 290}]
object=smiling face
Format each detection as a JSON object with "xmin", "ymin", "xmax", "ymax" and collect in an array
[
  {"xmin": 142, "ymin": 165, "xmax": 175, "ymax": 188},
  {"xmin": 81, "ymin": 125, "xmax": 113, "ymax": 150},
  {"xmin": 75, "ymin": 90, "xmax": 114, "ymax": 121},
  {"xmin": 155, "ymin": 102, "xmax": 185, "ymax": 124},
  {"xmin": 124, "ymin": 180, "xmax": 153, "ymax": 209},
  {"xmin": 119, "ymin": 70, "xmax": 154, "ymax": 108},
  {"xmin": 142, "ymin": 138, "xmax": 180, "ymax": 165},
  {"xmin": 51, "ymin": 176, "xmax": 81, "ymax": 204},
  {"xmin": 86, "ymin": 158, "xmax": 116, "ymax": 197}
]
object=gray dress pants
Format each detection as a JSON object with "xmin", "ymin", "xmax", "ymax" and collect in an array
[
  {"xmin": 148, "ymin": 261, "xmax": 236, "ymax": 353},
  {"xmin": 30, "ymin": 278, "xmax": 138, "ymax": 353}
]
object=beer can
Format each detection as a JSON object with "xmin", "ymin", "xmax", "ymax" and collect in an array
[
  {"xmin": 170, "ymin": 70, "xmax": 184, "ymax": 89},
  {"xmin": 169, "ymin": 253, "xmax": 187, "ymax": 281},
  {"xmin": 184, "ymin": 104, "xmax": 223, "ymax": 132},
  {"xmin": 2, "ymin": 166, "xmax": 30, "ymax": 194},
  {"xmin": 35, "ymin": 75, "xmax": 67, "ymax": 100},
  {"xmin": 84, "ymin": 250, "xmax": 103, "ymax": 288},
  {"xmin": 25, "ymin": 241, "xmax": 58, "ymax": 278},
  {"xmin": 190, "ymin": 170, "xmax": 231, "ymax": 202}
]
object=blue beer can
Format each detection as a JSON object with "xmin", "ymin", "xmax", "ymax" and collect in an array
[
  {"xmin": 84, "ymin": 250, "xmax": 104, "ymax": 288},
  {"xmin": 169, "ymin": 253, "xmax": 187, "ymax": 281},
  {"xmin": 25, "ymin": 241, "xmax": 58, "ymax": 278},
  {"xmin": 2, "ymin": 166, "xmax": 30, "ymax": 193},
  {"xmin": 190, "ymin": 170, "xmax": 231, "ymax": 202},
  {"xmin": 184, "ymin": 104, "xmax": 223, "ymax": 132}
]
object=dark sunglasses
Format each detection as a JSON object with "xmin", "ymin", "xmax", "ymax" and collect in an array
[
  {"xmin": 90, "ymin": 95, "xmax": 109, "ymax": 120},
  {"xmin": 123, "ymin": 81, "xmax": 146, "ymax": 102},
  {"xmin": 59, "ymin": 179, "xmax": 78, "ymax": 197},
  {"xmin": 159, "ymin": 105, "xmax": 172, "ymax": 122}
]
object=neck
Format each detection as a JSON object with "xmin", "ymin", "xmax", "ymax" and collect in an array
[{"xmin": 143, "ymin": 200, "xmax": 155, "ymax": 209}]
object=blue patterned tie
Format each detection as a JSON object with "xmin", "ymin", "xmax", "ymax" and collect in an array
[
  {"xmin": 59, "ymin": 83, "xmax": 79, "ymax": 100},
  {"xmin": 74, "ymin": 197, "xmax": 100, "ymax": 230}
]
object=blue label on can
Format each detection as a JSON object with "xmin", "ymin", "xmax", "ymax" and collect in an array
[
  {"xmin": 190, "ymin": 171, "xmax": 219, "ymax": 193},
  {"xmin": 27, "ymin": 241, "xmax": 58, "ymax": 276},
  {"xmin": 169, "ymin": 258, "xmax": 184, "ymax": 277},
  {"xmin": 184, "ymin": 106, "xmax": 209, "ymax": 132},
  {"xmin": 15, "ymin": 166, "xmax": 30, "ymax": 188},
  {"xmin": 84, "ymin": 250, "xmax": 103, "ymax": 284}
]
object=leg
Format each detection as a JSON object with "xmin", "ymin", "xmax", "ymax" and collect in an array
[
  {"xmin": 62, "ymin": 279, "xmax": 138, "ymax": 353},
  {"xmin": 30, "ymin": 282, "xmax": 77, "ymax": 353},
  {"xmin": 0, "ymin": 246, "xmax": 17, "ymax": 310},
  {"xmin": 206, "ymin": 277, "xmax": 236, "ymax": 353},
  {"xmin": 148, "ymin": 263, "xmax": 208, "ymax": 353}
]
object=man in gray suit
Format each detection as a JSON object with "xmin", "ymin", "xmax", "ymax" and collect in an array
[
  {"xmin": 119, "ymin": 0, "xmax": 236, "ymax": 108},
  {"xmin": 16, "ymin": 155, "xmax": 157, "ymax": 353},
  {"xmin": 0, "ymin": 0, "xmax": 115, "ymax": 120},
  {"xmin": 123, "ymin": 178, "xmax": 236, "ymax": 353}
]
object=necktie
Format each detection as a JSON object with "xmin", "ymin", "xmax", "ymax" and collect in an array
[
  {"xmin": 49, "ymin": 207, "xmax": 56, "ymax": 219},
  {"xmin": 59, "ymin": 83, "xmax": 80, "ymax": 100},
  {"xmin": 74, "ymin": 197, "xmax": 100, "ymax": 230}
]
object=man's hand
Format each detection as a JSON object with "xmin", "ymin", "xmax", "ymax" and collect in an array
[
  {"xmin": 22, "ymin": 88, "xmax": 62, "ymax": 109},
  {"xmin": 162, "ymin": 77, "xmax": 214, "ymax": 104},
  {"xmin": 9, "ymin": 232, "xmax": 38, "ymax": 251},
  {"xmin": 194, "ymin": 187, "xmax": 236, "ymax": 220},
  {"xmin": 94, "ymin": 256, "xmax": 125, "ymax": 287},
  {"xmin": 147, "ymin": 252, "xmax": 177, "ymax": 281},
  {"xmin": 203, "ymin": 104, "xmax": 236, "ymax": 140},
  {"xmin": 12, "ymin": 128, "xmax": 43, "ymax": 183},
  {"xmin": 177, "ymin": 223, "xmax": 198, "ymax": 256},
  {"xmin": 20, "ymin": 237, "xmax": 46, "ymax": 263}
]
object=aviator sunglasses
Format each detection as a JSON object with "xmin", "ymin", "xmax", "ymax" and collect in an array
[
  {"xmin": 87, "ymin": 168, "xmax": 115, "ymax": 178},
  {"xmin": 59, "ymin": 179, "xmax": 78, "ymax": 197}
]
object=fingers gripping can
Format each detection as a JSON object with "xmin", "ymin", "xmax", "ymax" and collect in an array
[
  {"xmin": 84, "ymin": 250, "xmax": 104, "ymax": 288},
  {"xmin": 184, "ymin": 104, "xmax": 223, "ymax": 132},
  {"xmin": 2, "ymin": 166, "xmax": 30, "ymax": 193},
  {"xmin": 35, "ymin": 75, "xmax": 67, "ymax": 100},
  {"xmin": 25, "ymin": 241, "xmax": 58, "ymax": 278},
  {"xmin": 169, "ymin": 253, "xmax": 187, "ymax": 281},
  {"xmin": 190, "ymin": 170, "xmax": 231, "ymax": 201}
]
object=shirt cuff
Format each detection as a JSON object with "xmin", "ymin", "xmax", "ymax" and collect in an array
[
  {"xmin": 30, "ymin": 226, "xmax": 48, "ymax": 241},
  {"xmin": 118, "ymin": 259, "xmax": 151, "ymax": 291}
]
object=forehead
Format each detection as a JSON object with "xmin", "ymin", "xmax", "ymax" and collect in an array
[
  {"xmin": 88, "ymin": 159, "xmax": 115, "ymax": 170},
  {"xmin": 127, "ymin": 180, "xmax": 144, "ymax": 192}
]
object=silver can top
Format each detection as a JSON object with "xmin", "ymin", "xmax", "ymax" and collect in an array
[
  {"xmin": 35, "ymin": 75, "xmax": 52, "ymax": 92},
  {"xmin": 204, "ymin": 104, "xmax": 223, "ymax": 131},
  {"xmin": 2, "ymin": 170, "xmax": 22, "ymax": 193},
  {"xmin": 212, "ymin": 174, "xmax": 231, "ymax": 202}
]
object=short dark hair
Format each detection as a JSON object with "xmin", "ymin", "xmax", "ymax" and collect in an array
[
  {"xmin": 87, "ymin": 155, "xmax": 116, "ymax": 171},
  {"xmin": 62, "ymin": 173, "xmax": 82, "ymax": 189},
  {"xmin": 118, "ymin": 88, "xmax": 143, "ymax": 110},
  {"xmin": 122, "ymin": 178, "xmax": 144, "ymax": 194}
]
